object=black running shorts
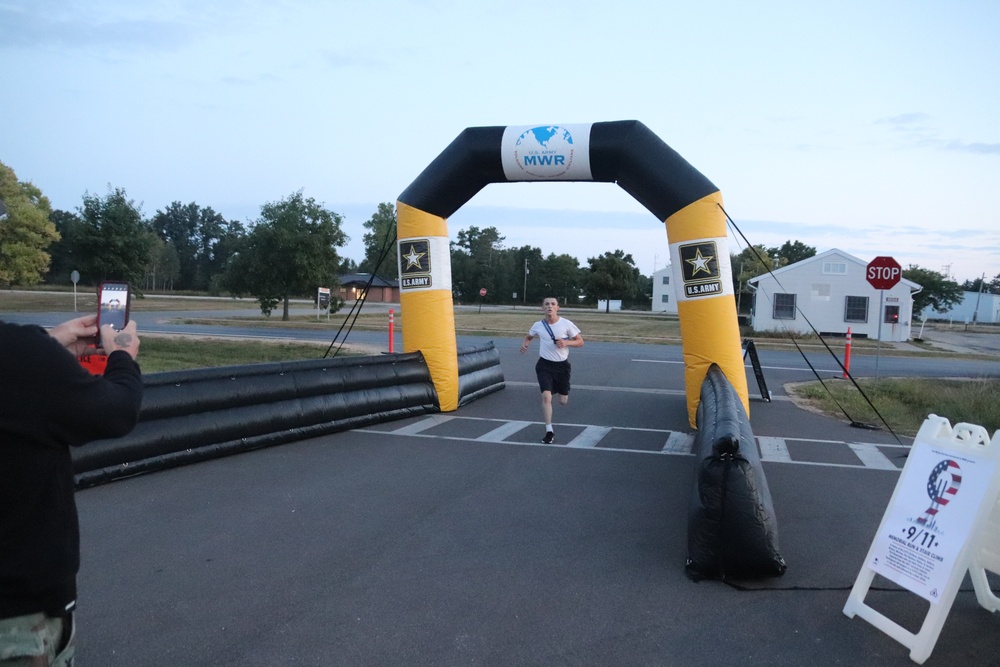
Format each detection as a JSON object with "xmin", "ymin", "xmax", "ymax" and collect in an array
[{"xmin": 535, "ymin": 357, "xmax": 571, "ymax": 396}]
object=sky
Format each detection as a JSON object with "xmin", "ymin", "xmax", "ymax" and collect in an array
[{"xmin": 1, "ymin": 0, "xmax": 998, "ymax": 285}]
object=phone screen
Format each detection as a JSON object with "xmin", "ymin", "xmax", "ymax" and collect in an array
[{"xmin": 99, "ymin": 282, "xmax": 130, "ymax": 331}]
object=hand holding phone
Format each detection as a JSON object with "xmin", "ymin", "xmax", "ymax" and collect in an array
[{"xmin": 100, "ymin": 320, "xmax": 140, "ymax": 360}]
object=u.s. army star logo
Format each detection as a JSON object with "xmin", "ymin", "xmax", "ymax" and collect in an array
[
  {"xmin": 679, "ymin": 241, "xmax": 723, "ymax": 298},
  {"xmin": 399, "ymin": 239, "xmax": 432, "ymax": 289}
]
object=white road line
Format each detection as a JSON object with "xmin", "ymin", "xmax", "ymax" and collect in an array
[
  {"xmin": 505, "ymin": 380, "xmax": 684, "ymax": 396},
  {"xmin": 476, "ymin": 421, "xmax": 533, "ymax": 442},
  {"xmin": 632, "ymin": 359, "xmax": 841, "ymax": 374},
  {"xmin": 848, "ymin": 442, "xmax": 900, "ymax": 470},
  {"xmin": 757, "ymin": 436, "xmax": 793, "ymax": 462},
  {"xmin": 566, "ymin": 425, "xmax": 612, "ymax": 448},
  {"xmin": 663, "ymin": 431, "xmax": 695, "ymax": 454},
  {"xmin": 391, "ymin": 415, "xmax": 455, "ymax": 435},
  {"xmin": 502, "ymin": 380, "xmax": 788, "ymax": 401}
]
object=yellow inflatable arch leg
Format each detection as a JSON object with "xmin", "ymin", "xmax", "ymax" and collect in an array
[
  {"xmin": 396, "ymin": 201, "xmax": 460, "ymax": 411},
  {"xmin": 666, "ymin": 192, "xmax": 750, "ymax": 427}
]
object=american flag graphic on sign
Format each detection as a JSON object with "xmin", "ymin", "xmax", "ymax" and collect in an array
[{"xmin": 916, "ymin": 459, "xmax": 962, "ymax": 527}]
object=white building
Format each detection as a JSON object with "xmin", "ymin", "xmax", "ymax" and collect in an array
[
  {"xmin": 651, "ymin": 266, "xmax": 678, "ymax": 314},
  {"xmin": 920, "ymin": 290, "xmax": 1000, "ymax": 324},
  {"xmin": 747, "ymin": 249, "xmax": 922, "ymax": 342}
]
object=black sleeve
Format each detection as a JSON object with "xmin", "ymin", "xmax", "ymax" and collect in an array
[{"xmin": 2, "ymin": 324, "xmax": 143, "ymax": 447}]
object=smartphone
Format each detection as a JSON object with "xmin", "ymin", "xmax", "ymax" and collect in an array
[{"xmin": 97, "ymin": 281, "xmax": 131, "ymax": 332}]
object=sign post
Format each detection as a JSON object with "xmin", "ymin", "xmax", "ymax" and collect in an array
[
  {"xmin": 479, "ymin": 287, "xmax": 487, "ymax": 314},
  {"xmin": 70, "ymin": 270, "xmax": 80, "ymax": 312},
  {"xmin": 866, "ymin": 256, "xmax": 902, "ymax": 381}
]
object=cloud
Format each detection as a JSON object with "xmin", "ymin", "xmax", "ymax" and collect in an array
[
  {"xmin": 0, "ymin": 4, "xmax": 195, "ymax": 53},
  {"xmin": 321, "ymin": 51, "xmax": 387, "ymax": 69},
  {"xmin": 876, "ymin": 113, "xmax": 931, "ymax": 126},
  {"xmin": 944, "ymin": 140, "xmax": 1000, "ymax": 155},
  {"xmin": 874, "ymin": 113, "xmax": 999, "ymax": 156}
]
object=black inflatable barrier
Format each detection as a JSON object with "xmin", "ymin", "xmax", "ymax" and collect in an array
[
  {"xmin": 686, "ymin": 364, "xmax": 786, "ymax": 580},
  {"xmin": 73, "ymin": 352, "xmax": 441, "ymax": 488},
  {"xmin": 457, "ymin": 341, "xmax": 505, "ymax": 407}
]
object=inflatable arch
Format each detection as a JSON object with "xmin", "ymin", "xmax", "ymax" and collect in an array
[{"xmin": 396, "ymin": 120, "xmax": 748, "ymax": 427}]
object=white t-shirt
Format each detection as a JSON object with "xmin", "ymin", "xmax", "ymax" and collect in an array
[{"xmin": 528, "ymin": 317, "xmax": 581, "ymax": 362}]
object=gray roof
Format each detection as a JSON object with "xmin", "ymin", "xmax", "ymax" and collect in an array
[{"xmin": 340, "ymin": 273, "xmax": 398, "ymax": 288}]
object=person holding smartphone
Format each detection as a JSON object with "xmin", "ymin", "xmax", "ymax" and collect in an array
[{"xmin": 0, "ymin": 314, "xmax": 142, "ymax": 666}]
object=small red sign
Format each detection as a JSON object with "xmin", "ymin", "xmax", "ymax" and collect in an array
[
  {"xmin": 866, "ymin": 256, "xmax": 902, "ymax": 290},
  {"xmin": 479, "ymin": 288, "xmax": 487, "ymax": 297},
  {"xmin": 78, "ymin": 355, "xmax": 108, "ymax": 375}
]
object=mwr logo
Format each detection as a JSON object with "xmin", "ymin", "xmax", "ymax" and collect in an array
[
  {"xmin": 513, "ymin": 126, "xmax": 576, "ymax": 178},
  {"xmin": 679, "ymin": 241, "xmax": 722, "ymax": 298},
  {"xmin": 400, "ymin": 240, "xmax": 432, "ymax": 290}
]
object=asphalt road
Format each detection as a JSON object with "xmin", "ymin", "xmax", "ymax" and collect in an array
[{"xmin": 5, "ymin": 305, "xmax": 1000, "ymax": 665}]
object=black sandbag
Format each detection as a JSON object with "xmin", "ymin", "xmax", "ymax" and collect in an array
[{"xmin": 686, "ymin": 364, "xmax": 786, "ymax": 579}]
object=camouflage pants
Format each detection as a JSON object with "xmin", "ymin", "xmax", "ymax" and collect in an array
[{"xmin": 0, "ymin": 612, "xmax": 75, "ymax": 667}]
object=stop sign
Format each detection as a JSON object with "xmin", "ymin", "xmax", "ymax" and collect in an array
[
  {"xmin": 866, "ymin": 256, "xmax": 902, "ymax": 290},
  {"xmin": 479, "ymin": 288, "xmax": 487, "ymax": 297}
]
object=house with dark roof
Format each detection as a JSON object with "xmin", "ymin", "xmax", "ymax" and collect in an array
[{"xmin": 339, "ymin": 273, "xmax": 399, "ymax": 303}]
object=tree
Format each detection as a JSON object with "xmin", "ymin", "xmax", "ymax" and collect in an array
[
  {"xmin": 961, "ymin": 274, "xmax": 996, "ymax": 294},
  {"xmin": 144, "ymin": 237, "xmax": 181, "ymax": 290},
  {"xmin": 206, "ymin": 218, "xmax": 246, "ymax": 294},
  {"xmin": 772, "ymin": 240, "xmax": 816, "ymax": 265},
  {"xmin": 631, "ymin": 271, "xmax": 653, "ymax": 310},
  {"xmin": 903, "ymin": 265, "xmax": 964, "ymax": 317},
  {"xmin": 508, "ymin": 245, "xmax": 544, "ymax": 304},
  {"xmin": 0, "ymin": 160, "xmax": 59, "ymax": 287},
  {"xmin": 586, "ymin": 250, "xmax": 638, "ymax": 313},
  {"xmin": 152, "ymin": 201, "xmax": 240, "ymax": 290},
  {"xmin": 338, "ymin": 257, "xmax": 358, "ymax": 274},
  {"xmin": 222, "ymin": 191, "xmax": 348, "ymax": 320},
  {"xmin": 538, "ymin": 253, "xmax": 585, "ymax": 305},
  {"xmin": 46, "ymin": 209, "xmax": 85, "ymax": 284},
  {"xmin": 76, "ymin": 186, "xmax": 154, "ymax": 289},
  {"xmin": 450, "ymin": 226, "xmax": 505, "ymax": 302},
  {"xmin": 731, "ymin": 245, "xmax": 779, "ymax": 314},
  {"xmin": 358, "ymin": 202, "xmax": 398, "ymax": 281}
]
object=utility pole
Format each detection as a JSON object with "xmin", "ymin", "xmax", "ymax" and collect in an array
[
  {"xmin": 523, "ymin": 258, "xmax": 528, "ymax": 304},
  {"xmin": 973, "ymin": 272, "xmax": 986, "ymax": 323}
]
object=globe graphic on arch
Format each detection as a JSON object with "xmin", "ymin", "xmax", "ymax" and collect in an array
[{"xmin": 513, "ymin": 126, "xmax": 576, "ymax": 178}]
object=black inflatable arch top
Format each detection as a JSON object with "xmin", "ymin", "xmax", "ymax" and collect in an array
[{"xmin": 397, "ymin": 120, "xmax": 719, "ymax": 222}]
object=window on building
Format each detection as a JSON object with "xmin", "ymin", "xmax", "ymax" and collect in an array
[
  {"xmin": 662, "ymin": 275, "xmax": 670, "ymax": 285},
  {"xmin": 661, "ymin": 294, "xmax": 669, "ymax": 303},
  {"xmin": 823, "ymin": 262, "xmax": 847, "ymax": 275},
  {"xmin": 773, "ymin": 293, "xmax": 796, "ymax": 319},
  {"xmin": 885, "ymin": 305, "xmax": 900, "ymax": 324},
  {"xmin": 844, "ymin": 296, "xmax": 868, "ymax": 322},
  {"xmin": 812, "ymin": 283, "xmax": 831, "ymax": 301}
]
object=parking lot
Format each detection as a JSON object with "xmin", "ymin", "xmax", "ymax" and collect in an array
[{"xmin": 71, "ymin": 341, "xmax": 1000, "ymax": 666}]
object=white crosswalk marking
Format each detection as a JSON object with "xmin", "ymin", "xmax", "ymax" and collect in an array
[
  {"xmin": 357, "ymin": 417, "xmax": 908, "ymax": 471},
  {"xmin": 391, "ymin": 415, "xmax": 455, "ymax": 435},
  {"xmin": 663, "ymin": 431, "xmax": 695, "ymax": 454},
  {"xmin": 848, "ymin": 442, "xmax": 898, "ymax": 470},
  {"xmin": 476, "ymin": 421, "xmax": 532, "ymax": 442},
  {"xmin": 566, "ymin": 425, "xmax": 612, "ymax": 448},
  {"xmin": 757, "ymin": 436, "xmax": 793, "ymax": 462}
]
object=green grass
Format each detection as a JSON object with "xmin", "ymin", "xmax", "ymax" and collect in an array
[
  {"xmin": 789, "ymin": 377, "xmax": 1000, "ymax": 436},
  {"xmin": 136, "ymin": 337, "xmax": 362, "ymax": 373}
]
